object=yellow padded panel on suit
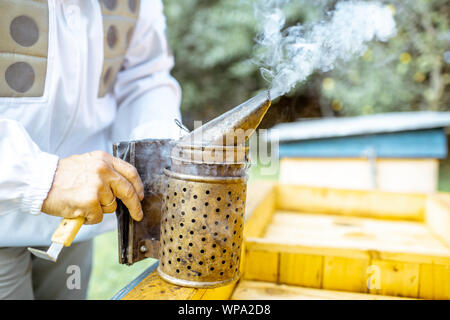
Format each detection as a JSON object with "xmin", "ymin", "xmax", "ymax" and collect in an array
[
  {"xmin": 0, "ymin": 54, "xmax": 47, "ymax": 97},
  {"xmin": 0, "ymin": 0, "xmax": 48, "ymax": 97},
  {"xmin": 98, "ymin": 0, "xmax": 140, "ymax": 97}
]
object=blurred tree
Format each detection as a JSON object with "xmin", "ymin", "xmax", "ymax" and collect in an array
[
  {"xmin": 323, "ymin": 0, "xmax": 450, "ymax": 116},
  {"xmin": 163, "ymin": 0, "xmax": 449, "ymax": 127}
]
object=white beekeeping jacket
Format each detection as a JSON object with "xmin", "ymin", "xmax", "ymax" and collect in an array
[{"xmin": 0, "ymin": 0, "xmax": 182, "ymax": 246}]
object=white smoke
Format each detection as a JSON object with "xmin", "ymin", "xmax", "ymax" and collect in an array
[{"xmin": 254, "ymin": 0, "xmax": 397, "ymax": 99}]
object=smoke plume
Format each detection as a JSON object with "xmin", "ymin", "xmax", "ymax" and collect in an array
[{"xmin": 254, "ymin": 0, "xmax": 397, "ymax": 99}]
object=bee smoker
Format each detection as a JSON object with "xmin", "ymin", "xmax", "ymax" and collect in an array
[
  {"xmin": 157, "ymin": 91, "xmax": 271, "ymax": 288},
  {"xmin": 157, "ymin": 145, "xmax": 249, "ymax": 287},
  {"xmin": 114, "ymin": 90, "xmax": 271, "ymax": 288}
]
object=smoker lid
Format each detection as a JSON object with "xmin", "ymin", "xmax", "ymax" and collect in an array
[{"xmin": 269, "ymin": 111, "xmax": 450, "ymax": 142}]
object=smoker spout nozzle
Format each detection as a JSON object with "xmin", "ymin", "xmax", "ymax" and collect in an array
[{"xmin": 178, "ymin": 90, "xmax": 271, "ymax": 146}]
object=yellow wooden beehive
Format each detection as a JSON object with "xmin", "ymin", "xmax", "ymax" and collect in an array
[{"xmin": 114, "ymin": 182, "xmax": 450, "ymax": 300}]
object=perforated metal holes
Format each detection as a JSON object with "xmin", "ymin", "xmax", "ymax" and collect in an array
[{"xmin": 158, "ymin": 171, "xmax": 246, "ymax": 288}]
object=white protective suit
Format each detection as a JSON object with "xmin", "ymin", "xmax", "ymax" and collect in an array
[{"xmin": 0, "ymin": 0, "xmax": 182, "ymax": 246}]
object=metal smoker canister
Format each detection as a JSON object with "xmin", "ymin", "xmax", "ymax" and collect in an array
[{"xmin": 157, "ymin": 145, "xmax": 248, "ymax": 288}]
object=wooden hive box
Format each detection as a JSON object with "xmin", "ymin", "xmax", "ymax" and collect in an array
[
  {"xmin": 272, "ymin": 112, "xmax": 450, "ymax": 194},
  {"xmin": 113, "ymin": 182, "xmax": 450, "ymax": 300}
]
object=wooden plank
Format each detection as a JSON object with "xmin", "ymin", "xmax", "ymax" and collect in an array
[
  {"xmin": 376, "ymin": 159, "xmax": 439, "ymax": 193},
  {"xmin": 122, "ymin": 271, "xmax": 201, "ymax": 300},
  {"xmin": 369, "ymin": 260, "xmax": 420, "ymax": 298},
  {"xmin": 279, "ymin": 158, "xmax": 439, "ymax": 194},
  {"xmin": 276, "ymin": 184, "xmax": 425, "ymax": 221},
  {"xmin": 120, "ymin": 270, "xmax": 240, "ymax": 300},
  {"xmin": 375, "ymin": 250, "xmax": 450, "ymax": 266},
  {"xmin": 263, "ymin": 211, "xmax": 450, "ymax": 262},
  {"xmin": 201, "ymin": 281, "xmax": 238, "ymax": 300},
  {"xmin": 246, "ymin": 237, "xmax": 450, "ymax": 266},
  {"xmin": 244, "ymin": 181, "xmax": 276, "ymax": 238},
  {"xmin": 279, "ymin": 158, "xmax": 375, "ymax": 190},
  {"xmin": 119, "ymin": 268, "xmax": 239, "ymax": 300},
  {"xmin": 419, "ymin": 264, "xmax": 450, "ymax": 300},
  {"xmin": 237, "ymin": 181, "xmax": 277, "ymax": 284},
  {"xmin": 279, "ymin": 253, "xmax": 323, "ymax": 288},
  {"xmin": 231, "ymin": 281, "xmax": 414, "ymax": 300},
  {"xmin": 245, "ymin": 238, "xmax": 450, "ymax": 298},
  {"xmin": 243, "ymin": 250, "xmax": 279, "ymax": 282},
  {"xmin": 246, "ymin": 238, "xmax": 376, "ymax": 260},
  {"xmin": 323, "ymin": 256, "xmax": 369, "ymax": 293},
  {"xmin": 251, "ymin": 208, "xmax": 450, "ymax": 263},
  {"xmin": 426, "ymin": 194, "xmax": 450, "ymax": 247}
]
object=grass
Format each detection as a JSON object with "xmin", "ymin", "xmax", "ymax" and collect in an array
[
  {"xmin": 87, "ymin": 231, "xmax": 157, "ymax": 300},
  {"xmin": 87, "ymin": 158, "xmax": 450, "ymax": 299}
]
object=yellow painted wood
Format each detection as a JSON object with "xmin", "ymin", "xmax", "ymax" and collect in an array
[
  {"xmin": 243, "ymin": 250, "xmax": 279, "ymax": 282},
  {"xmin": 51, "ymin": 217, "xmax": 85, "ymax": 246},
  {"xmin": 279, "ymin": 158, "xmax": 438, "ymax": 194},
  {"xmin": 376, "ymin": 159, "xmax": 438, "ymax": 193},
  {"xmin": 231, "ymin": 280, "xmax": 414, "ymax": 300},
  {"xmin": 244, "ymin": 181, "xmax": 276, "ymax": 238},
  {"xmin": 245, "ymin": 238, "xmax": 370, "ymax": 260},
  {"xmin": 121, "ymin": 270, "xmax": 237, "ymax": 300},
  {"xmin": 426, "ymin": 194, "xmax": 450, "ymax": 247},
  {"xmin": 265, "ymin": 211, "xmax": 446, "ymax": 253},
  {"xmin": 419, "ymin": 264, "xmax": 450, "ymax": 300},
  {"xmin": 121, "ymin": 182, "xmax": 450, "ymax": 300},
  {"xmin": 256, "ymin": 210, "xmax": 450, "ymax": 265},
  {"xmin": 375, "ymin": 250, "xmax": 450, "ymax": 266},
  {"xmin": 276, "ymin": 184, "xmax": 425, "ymax": 221},
  {"xmin": 245, "ymin": 236, "xmax": 450, "ymax": 298},
  {"xmin": 190, "ymin": 289, "xmax": 208, "ymax": 300},
  {"xmin": 239, "ymin": 242, "xmax": 246, "ymax": 277},
  {"xmin": 201, "ymin": 281, "xmax": 238, "ymax": 300},
  {"xmin": 369, "ymin": 260, "xmax": 419, "ymax": 298},
  {"xmin": 122, "ymin": 271, "xmax": 201, "ymax": 300},
  {"xmin": 323, "ymin": 256, "xmax": 369, "ymax": 293},
  {"xmin": 279, "ymin": 253, "xmax": 323, "ymax": 288}
]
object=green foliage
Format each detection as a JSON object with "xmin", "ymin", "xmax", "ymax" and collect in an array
[
  {"xmin": 163, "ymin": 0, "xmax": 449, "ymax": 123},
  {"xmin": 164, "ymin": 0, "xmax": 257, "ymax": 124},
  {"xmin": 87, "ymin": 231, "xmax": 156, "ymax": 300},
  {"xmin": 324, "ymin": 0, "xmax": 450, "ymax": 115},
  {"xmin": 163, "ymin": 0, "xmax": 325, "ymax": 124}
]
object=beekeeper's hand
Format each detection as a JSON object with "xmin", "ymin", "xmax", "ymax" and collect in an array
[{"xmin": 41, "ymin": 151, "xmax": 144, "ymax": 224}]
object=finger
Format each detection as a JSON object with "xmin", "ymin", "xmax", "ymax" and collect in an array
[
  {"xmin": 101, "ymin": 198, "xmax": 117, "ymax": 214},
  {"xmin": 82, "ymin": 205, "xmax": 104, "ymax": 225},
  {"xmin": 110, "ymin": 157, "xmax": 145, "ymax": 201},
  {"xmin": 89, "ymin": 151, "xmax": 144, "ymax": 201},
  {"xmin": 108, "ymin": 172, "xmax": 143, "ymax": 221},
  {"xmin": 98, "ymin": 187, "xmax": 117, "ymax": 213}
]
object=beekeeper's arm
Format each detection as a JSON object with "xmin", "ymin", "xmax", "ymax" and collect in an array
[
  {"xmin": 0, "ymin": 119, "xmax": 144, "ymax": 223},
  {"xmin": 111, "ymin": 0, "xmax": 182, "ymax": 142}
]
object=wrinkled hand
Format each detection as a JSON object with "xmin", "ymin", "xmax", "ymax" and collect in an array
[{"xmin": 41, "ymin": 151, "xmax": 144, "ymax": 225}]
